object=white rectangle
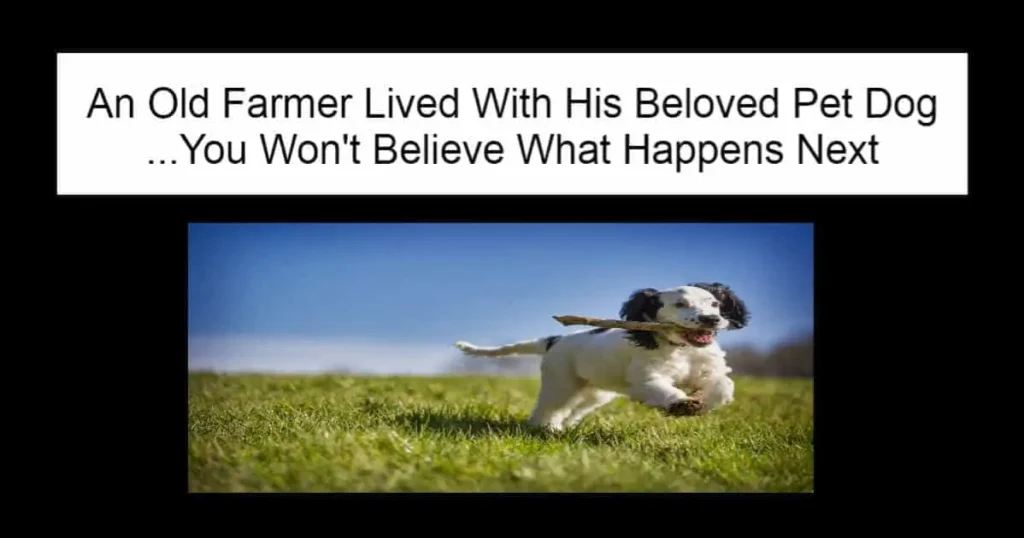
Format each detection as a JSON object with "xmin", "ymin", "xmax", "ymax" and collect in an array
[{"xmin": 57, "ymin": 52, "xmax": 968, "ymax": 195}]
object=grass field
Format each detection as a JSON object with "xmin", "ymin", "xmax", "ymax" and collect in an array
[{"xmin": 188, "ymin": 372, "xmax": 813, "ymax": 492}]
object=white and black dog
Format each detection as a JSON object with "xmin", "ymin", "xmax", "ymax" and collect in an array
[{"xmin": 454, "ymin": 282, "xmax": 749, "ymax": 431}]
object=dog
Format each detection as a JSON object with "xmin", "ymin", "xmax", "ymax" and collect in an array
[{"xmin": 454, "ymin": 282, "xmax": 749, "ymax": 432}]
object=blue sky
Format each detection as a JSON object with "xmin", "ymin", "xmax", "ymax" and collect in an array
[{"xmin": 188, "ymin": 223, "xmax": 813, "ymax": 374}]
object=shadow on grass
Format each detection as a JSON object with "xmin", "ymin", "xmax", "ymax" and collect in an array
[{"xmin": 390, "ymin": 408, "xmax": 628, "ymax": 446}]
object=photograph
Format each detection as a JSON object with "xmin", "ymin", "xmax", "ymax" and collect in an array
[{"xmin": 188, "ymin": 222, "xmax": 814, "ymax": 492}]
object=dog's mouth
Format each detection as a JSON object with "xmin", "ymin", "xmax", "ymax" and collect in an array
[{"xmin": 677, "ymin": 327, "xmax": 715, "ymax": 347}]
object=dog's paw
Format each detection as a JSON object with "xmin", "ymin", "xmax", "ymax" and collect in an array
[{"xmin": 665, "ymin": 398, "xmax": 705, "ymax": 417}]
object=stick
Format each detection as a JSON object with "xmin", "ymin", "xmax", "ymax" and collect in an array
[{"xmin": 552, "ymin": 315, "xmax": 686, "ymax": 333}]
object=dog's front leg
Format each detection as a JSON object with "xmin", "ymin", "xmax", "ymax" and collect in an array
[
  {"xmin": 695, "ymin": 374, "xmax": 735, "ymax": 412},
  {"xmin": 627, "ymin": 372, "xmax": 703, "ymax": 417}
]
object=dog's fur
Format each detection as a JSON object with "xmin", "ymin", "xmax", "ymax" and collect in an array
[{"xmin": 454, "ymin": 283, "xmax": 750, "ymax": 431}]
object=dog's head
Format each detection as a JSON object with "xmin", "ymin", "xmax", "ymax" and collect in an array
[{"xmin": 619, "ymin": 283, "xmax": 749, "ymax": 348}]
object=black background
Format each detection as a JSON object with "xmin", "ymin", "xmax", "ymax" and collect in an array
[{"xmin": 51, "ymin": 49, "xmax": 979, "ymax": 517}]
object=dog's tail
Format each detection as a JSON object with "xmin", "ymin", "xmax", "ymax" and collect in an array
[{"xmin": 453, "ymin": 335, "xmax": 560, "ymax": 358}]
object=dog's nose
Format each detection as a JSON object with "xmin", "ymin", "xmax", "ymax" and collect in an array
[{"xmin": 698, "ymin": 315, "xmax": 721, "ymax": 326}]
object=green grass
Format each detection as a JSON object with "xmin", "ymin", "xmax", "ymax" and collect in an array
[{"xmin": 188, "ymin": 373, "xmax": 813, "ymax": 492}]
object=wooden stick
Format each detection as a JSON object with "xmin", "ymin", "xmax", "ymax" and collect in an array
[{"xmin": 552, "ymin": 315, "xmax": 686, "ymax": 333}]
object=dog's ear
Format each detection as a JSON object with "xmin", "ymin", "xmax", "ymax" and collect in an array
[
  {"xmin": 690, "ymin": 282, "xmax": 750, "ymax": 330},
  {"xmin": 619, "ymin": 288, "xmax": 662, "ymax": 322}
]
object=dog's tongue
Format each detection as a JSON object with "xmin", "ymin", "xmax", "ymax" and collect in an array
[{"xmin": 693, "ymin": 332, "xmax": 712, "ymax": 344}]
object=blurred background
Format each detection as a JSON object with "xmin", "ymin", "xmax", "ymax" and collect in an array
[{"xmin": 188, "ymin": 223, "xmax": 813, "ymax": 378}]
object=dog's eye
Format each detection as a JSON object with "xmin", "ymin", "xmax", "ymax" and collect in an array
[
  {"xmin": 676, "ymin": 301, "xmax": 689, "ymax": 308},
  {"xmin": 711, "ymin": 301, "xmax": 720, "ymax": 308}
]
